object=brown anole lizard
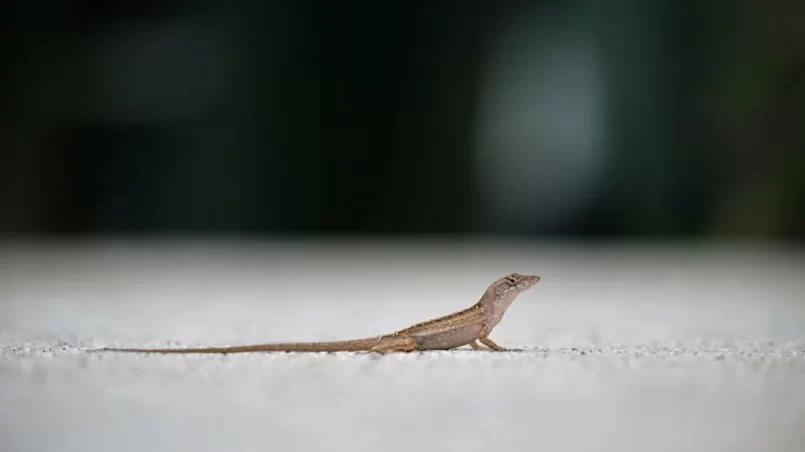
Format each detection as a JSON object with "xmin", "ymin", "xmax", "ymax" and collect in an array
[{"xmin": 92, "ymin": 273, "xmax": 540, "ymax": 354}]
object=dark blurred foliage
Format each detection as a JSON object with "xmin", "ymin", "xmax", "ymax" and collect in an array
[{"xmin": 2, "ymin": 0, "xmax": 803, "ymax": 240}]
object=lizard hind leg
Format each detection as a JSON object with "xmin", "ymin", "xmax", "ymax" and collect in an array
[{"xmin": 369, "ymin": 336, "xmax": 417, "ymax": 353}]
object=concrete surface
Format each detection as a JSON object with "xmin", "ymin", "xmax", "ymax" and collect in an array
[{"xmin": 1, "ymin": 240, "xmax": 804, "ymax": 452}]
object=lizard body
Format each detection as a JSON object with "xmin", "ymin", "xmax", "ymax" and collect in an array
[{"xmin": 93, "ymin": 273, "xmax": 540, "ymax": 354}]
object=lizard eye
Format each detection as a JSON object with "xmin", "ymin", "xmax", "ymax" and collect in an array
[{"xmin": 505, "ymin": 275, "xmax": 517, "ymax": 285}]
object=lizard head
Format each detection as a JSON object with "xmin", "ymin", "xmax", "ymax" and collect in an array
[
  {"xmin": 485, "ymin": 273, "xmax": 540, "ymax": 319},
  {"xmin": 497, "ymin": 273, "xmax": 540, "ymax": 296}
]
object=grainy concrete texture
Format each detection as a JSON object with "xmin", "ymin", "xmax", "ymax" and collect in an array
[{"xmin": 1, "ymin": 241, "xmax": 804, "ymax": 452}]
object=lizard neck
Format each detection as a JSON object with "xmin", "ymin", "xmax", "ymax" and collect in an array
[{"xmin": 480, "ymin": 287, "xmax": 516, "ymax": 325}]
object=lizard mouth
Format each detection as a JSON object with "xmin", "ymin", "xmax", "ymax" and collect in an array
[{"xmin": 525, "ymin": 275, "xmax": 541, "ymax": 287}]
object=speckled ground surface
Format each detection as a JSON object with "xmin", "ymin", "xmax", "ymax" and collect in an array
[{"xmin": 2, "ymin": 241, "xmax": 804, "ymax": 452}]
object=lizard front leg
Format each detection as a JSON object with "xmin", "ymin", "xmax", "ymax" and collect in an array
[
  {"xmin": 469, "ymin": 338, "xmax": 504, "ymax": 351},
  {"xmin": 474, "ymin": 324, "xmax": 506, "ymax": 351},
  {"xmin": 479, "ymin": 337, "xmax": 504, "ymax": 351}
]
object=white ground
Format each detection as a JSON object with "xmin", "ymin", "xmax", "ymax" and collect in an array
[{"xmin": 1, "ymin": 240, "xmax": 804, "ymax": 452}]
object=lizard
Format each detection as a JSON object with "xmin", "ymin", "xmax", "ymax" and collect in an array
[{"xmin": 91, "ymin": 273, "xmax": 540, "ymax": 354}]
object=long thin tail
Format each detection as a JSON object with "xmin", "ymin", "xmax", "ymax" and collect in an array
[{"xmin": 90, "ymin": 338, "xmax": 383, "ymax": 354}]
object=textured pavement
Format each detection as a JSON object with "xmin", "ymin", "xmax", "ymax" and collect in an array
[{"xmin": 2, "ymin": 241, "xmax": 804, "ymax": 452}]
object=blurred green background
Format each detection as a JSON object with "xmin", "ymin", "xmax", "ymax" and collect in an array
[{"xmin": 2, "ymin": 0, "xmax": 804, "ymax": 240}]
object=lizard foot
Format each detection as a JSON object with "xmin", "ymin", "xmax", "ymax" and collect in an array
[{"xmin": 370, "ymin": 336, "xmax": 417, "ymax": 353}]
